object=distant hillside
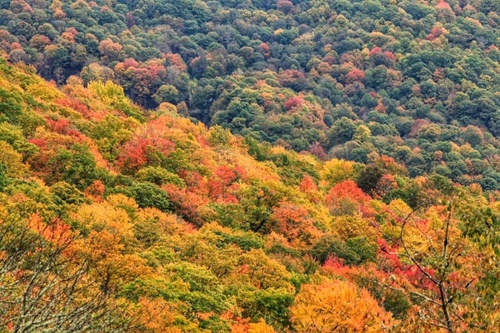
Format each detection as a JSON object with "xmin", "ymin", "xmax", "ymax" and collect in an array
[{"xmin": 1, "ymin": 0, "xmax": 500, "ymax": 189}]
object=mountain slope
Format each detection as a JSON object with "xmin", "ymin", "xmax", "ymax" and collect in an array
[
  {"xmin": 1, "ymin": 0, "xmax": 500, "ymax": 188},
  {"xmin": 1, "ymin": 58, "xmax": 500, "ymax": 332}
]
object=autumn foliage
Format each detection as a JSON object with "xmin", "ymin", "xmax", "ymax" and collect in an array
[
  {"xmin": 0, "ymin": 54, "xmax": 500, "ymax": 333},
  {"xmin": 291, "ymin": 279, "xmax": 393, "ymax": 332}
]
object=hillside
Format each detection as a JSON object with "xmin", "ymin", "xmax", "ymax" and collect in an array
[
  {"xmin": 1, "ymin": 57, "xmax": 500, "ymax": 332},
  {"xmin": 1, "ymin": 0, "xmax": 500, "ymax": 189}
]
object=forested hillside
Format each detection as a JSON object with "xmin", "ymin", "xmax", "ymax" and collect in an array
[
  {"xmin": 1, "ymin": 0, "xmax": 500, "ymax": 188},
  {"xmin": 1, "ymin": 56, "xmax": 500, "ymax": 332},
  {"xmin": 2, "ymin": 0, "xmax": 500, "ymax": 331}
]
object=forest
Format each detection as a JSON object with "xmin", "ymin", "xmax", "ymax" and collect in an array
[
  {"xmin": 0, "ymin": 0, "xmax": 500, "ymax": 332},
  {"xmin": 0, "ymin": 53, "xmax": 500, "ymax": 332},
  {"xmin": 1, "ymin": 0, "xmax": 500, "ymax": 188}
]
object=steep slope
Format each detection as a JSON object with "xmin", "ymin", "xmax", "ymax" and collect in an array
[{"xmin": 0, "ymin": 59, "xmax": 500, "ymax": 332}]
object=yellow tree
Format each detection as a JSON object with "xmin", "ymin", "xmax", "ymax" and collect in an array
[
  {"xmin": 231, "ymin": 318, "xmax": 276, "ymax": 333},
  {"xmin": 291, "ymin": 279, "xmax": 393, "ymax": 333}
]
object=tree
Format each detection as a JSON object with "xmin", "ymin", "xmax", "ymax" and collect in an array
[
  {"xmin": 0, "ymin": 141, "xmax": 28, "ymax": 177},
  {"xmin": 357, "ymin": 164, "xmax": 384, "ymax": 194},
  {"xmin": 98, "ymin": 39, "xmax": 123, "ymax": 63},
  {"xmin": 153, "ymin": 84, "xmax": 179, "ymax": 105},
  {"xmin": 345, "ymin": 68, "xmax": 365, "ymax": 83},
  {"xmin": 326, "ymin": 180, "xmax": 371, "ymax": 216},
  {"xmin": 277, "ymin": 0, "xmax": 294, "ymax": 14},
  {"xmin": 329, "ymin": 117, "xmax": 356, "ymax": 145},
  {"xmin": 0, "ymin": 163, "xmax": 8, "ymax": 191},
  {"xmin": 231, "ymin": 318, "xmax": 276, "ymax": 333},
  {"xmin": 320, "ymin": 159, "xmax": 359, "ymax": 188},
  {"xmin": 0, "ymin": 213, "xmax": 134, "ymax": 332},
  {"xmin": 271, "ymin": 201, "xmax": 319, "ymax": 244},
  {"xmin": 117, "ymin": 124, "xmax": 175, "ymax": 174},
  {"xmin": 128, "ymin": 182, "xmax": 171, "ymax": 212},
  {"xmin": 385, "ymin": 192, "xmax": 500, "ymax": 332},
  {"xmin": 291, "ymin": 279, "xmax": 393, "ymax": 333}
]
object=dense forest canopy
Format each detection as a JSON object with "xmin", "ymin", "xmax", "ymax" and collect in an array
[
  {"xmin": 0, "ymin": 51, "xmax": 500, "ymax": 332},
  {"xmin": 1, "ymin": 0, "xmax": 500, "ymax": 332},
  {"xmin": 1, "ymin": 0, "xmax": 500, "ymax": 189}
]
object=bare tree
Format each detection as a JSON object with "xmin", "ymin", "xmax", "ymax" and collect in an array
[
  {"xmin": 395, "ymin": 196, "xmax": 492, "ymax": 332},
  {"xmin": 0, "ymin": 215, "xmax": 135, "ymax": 333}
]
